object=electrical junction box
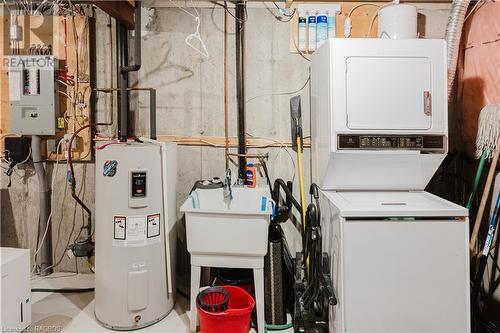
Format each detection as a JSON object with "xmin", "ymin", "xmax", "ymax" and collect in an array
[
  {"xmin": 0, "ymin": 247, "xmax": 32, "ymax": 332},
  {"xmin": 8, "ymin": 55, "xmax": 58, "ymax": 135}
]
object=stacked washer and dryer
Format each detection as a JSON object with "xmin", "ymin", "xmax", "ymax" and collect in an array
[{"xmin": 311, "ymin": 38, "xmax": 470, "ymax": 332}]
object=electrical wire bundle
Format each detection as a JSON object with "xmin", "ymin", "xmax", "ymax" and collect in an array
[
  {"xmin": 2, "ymin": 0, "xmax": 85, "ymax": 16},
  {"xmin": 0, "ymin": 138, "xmax": 31, "ymax": 187}
]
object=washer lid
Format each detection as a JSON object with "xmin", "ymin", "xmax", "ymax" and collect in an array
[{"xmin": 322, "ymin": 191, "xmax": 468, "ymax": 218}]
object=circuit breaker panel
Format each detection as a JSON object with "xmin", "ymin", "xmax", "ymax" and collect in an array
[{"xmin": 8, "ymin": 55, "xmax": 58, "ymax": 135}]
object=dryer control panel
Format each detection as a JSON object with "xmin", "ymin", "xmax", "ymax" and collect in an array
[{"xmin": 338, "ymin": 135, "xmax": 445, "ymax": 151}]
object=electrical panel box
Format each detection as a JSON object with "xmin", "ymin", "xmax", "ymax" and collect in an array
[{"xmin": 8, "ymin": 55, "xmax": 58, "ymax": 135}]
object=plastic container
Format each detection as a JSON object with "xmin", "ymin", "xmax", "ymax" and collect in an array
[
  {"xmin": 245, "ymin": 163, "xmax": 257, "ymax": 188},
  {"xmin": 297, "ymin": 14, "xmax": 307, "ymax": 52},
  {"xmin": 219, "ymin": 268, "xmax": 255, "ymax": 298},
  {"xmin": 327, "ymin": 10, "xmax": 337, "ymax": 38},
  {"xmin": 307, "ymin": 12, "xmax": 317, "ymax": 52},
  {"xmin": 197, "ymin": 287, "xmax": 230, "ymax": 313},
  {"xmin": 316, "ymin": 11, "xmax": 328, "ymax": 48},
  {"xmin": 198, "ymin": 286, "xmax": 255, "ymax": 333},
  {"xmin": 378, "ymin": 4, "xmax": 417, "ymax": 39}
]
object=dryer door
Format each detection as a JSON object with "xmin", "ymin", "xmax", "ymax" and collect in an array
[{"xmin": 346, "ymin": 56, "xmax": 432, "ymax": 130}]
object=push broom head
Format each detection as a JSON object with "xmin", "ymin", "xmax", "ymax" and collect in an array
[{"xmin": 476, "ymin": 104, "xmax": 500, "ymax": 159}]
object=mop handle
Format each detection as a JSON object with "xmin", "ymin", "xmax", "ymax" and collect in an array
[
  {"xmin": 297, "ymin": 136, "xmax": 307, "ymax": 234},
  {"xmin": 482, "ymin": 191, "xmax": 500, "ymax": 256},
  {"xmin": 466, "ymin": 149, "xmax": 487, "ymax": 210},
  {"xmin": 470, "ymin": 136, "xmax": 500, "ymax": 253},
  {"xmin": 471, "ymin": 191, "xmax": 500, "ymax": 303}
]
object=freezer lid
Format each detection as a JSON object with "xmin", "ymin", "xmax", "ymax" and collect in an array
[{"xmin": 322, "ymin": 191, "xmax": 468, "ymax": 218}]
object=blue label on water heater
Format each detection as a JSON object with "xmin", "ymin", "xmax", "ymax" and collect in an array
[
  {"xmin": 103, "ymin": 160, "xmax": 118, "ymax": 177},
  {"xmin": 261, "ymin": 196, "xmax": 267, "ymax": 212}
]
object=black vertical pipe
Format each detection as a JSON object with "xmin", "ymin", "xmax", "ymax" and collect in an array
[
  {"xmin": 116, "ymin": 22, "xmax": 129, "ymax": 142},
  {"xmin": 150, "ymin": 89, "xmax": 157, "ymax": 140},
  {"xmin": 116, "ymin": 0, "xmax": 142, "ymax": 142},
  {"xmin": 236, "ymin": 1, "xmax": 246, "ymax": 180},
  {"xmin": 121, "ymin": 0, "xmax": 142, "ymax": 73}
]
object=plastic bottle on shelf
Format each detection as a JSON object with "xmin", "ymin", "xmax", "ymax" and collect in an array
[
  {"xmin": 316, "ymin": 10, "xmax": 328, "ymax": 49},
  {"xmin": 327, "ymin": 10, "xmax": 337, "ymax": 38},
  {"xmin": 297, "ymin": 10, "xmax": 307, "ymax": 52},
  {"xmin": 307, "ymin": 11, "xmax": 317, "ymax": 52}
]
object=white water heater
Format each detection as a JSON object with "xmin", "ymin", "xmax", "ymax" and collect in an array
[{"xmin": 94, "ymin": 141, "xmax": 177, "ymax": 330}]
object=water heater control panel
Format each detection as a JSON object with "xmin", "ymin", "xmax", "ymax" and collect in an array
[
  {"xmin": 129, "ymin": 170, "xmax": 148, "ymax": 208},
  {"xmin": 131, "ymin": 171, "xmax": 147, "ymax": 197}
]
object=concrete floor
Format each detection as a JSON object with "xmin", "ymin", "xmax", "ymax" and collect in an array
[
  {"xmin": 30, "ymin": 273, "xmax": 192, "ymax": 333},
  {"xmin": 29, "ymin": 273, "xmax": 293, "ymax": 333}
]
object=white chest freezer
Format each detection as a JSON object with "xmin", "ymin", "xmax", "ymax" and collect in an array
[{"xmin": 320, "ymin": 190, "xmax": 470, "ymax": 333}]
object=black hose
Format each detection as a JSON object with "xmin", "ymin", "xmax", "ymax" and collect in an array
[
  {"xmin": 301, "ymin": 183, "xmax": 337, "ymax": 311},
  {"xmin": 272, "ymin": 179, "xmax": 302, "ymax": 213}
]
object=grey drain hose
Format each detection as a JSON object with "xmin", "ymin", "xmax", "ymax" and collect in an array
[
  {"xmin": 445, "ymin": 0, "xmax": 470, "ymax": 101},
  {"xmin": 32, "ymin": 135, "xmax": 53, "ymax": 276}
]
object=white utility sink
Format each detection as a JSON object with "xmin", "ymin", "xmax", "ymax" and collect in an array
[{"xmin": 181, "ymin": 187, "xmax": 272, "ymax": 258}]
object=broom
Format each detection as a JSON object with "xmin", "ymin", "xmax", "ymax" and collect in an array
[{"xmin": 469, "ymin": 104, "xmax": 500, "ymax": 254}]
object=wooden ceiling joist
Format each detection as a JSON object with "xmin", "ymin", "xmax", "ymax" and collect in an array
[{"xmin": 88, "ymin": 1, "xmax": 135, "ymax": 29}]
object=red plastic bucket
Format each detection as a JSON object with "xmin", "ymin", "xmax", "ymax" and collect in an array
[{"xmin": 198, "ymin": 286, "xmax": 255, "ymax": 333}]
